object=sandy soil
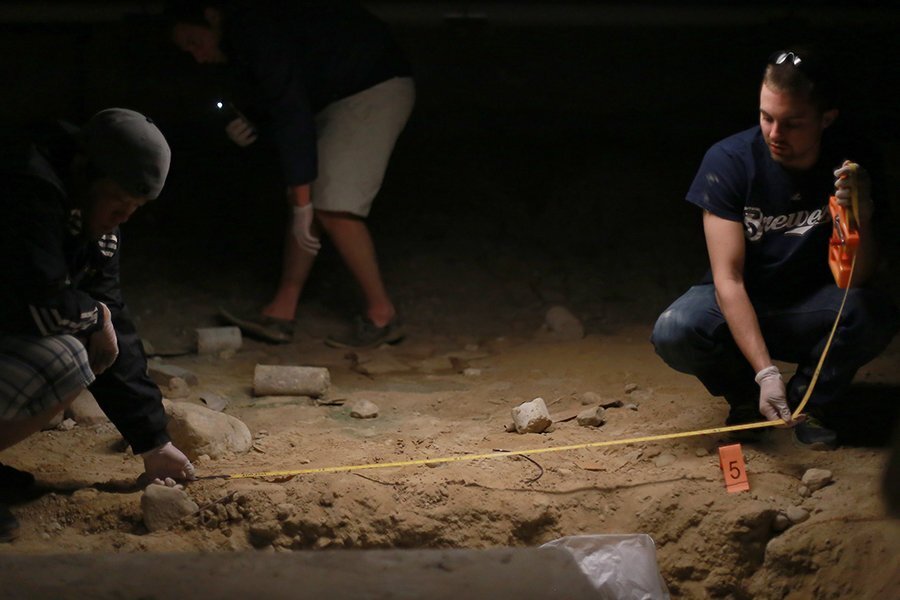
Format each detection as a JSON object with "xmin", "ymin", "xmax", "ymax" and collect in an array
[{"xmin": 2, "ymin": 13, "xmax": 900, "ymax": 599}]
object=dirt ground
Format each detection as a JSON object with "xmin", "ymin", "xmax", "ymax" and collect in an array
[{"xmin": 2, "ymin": 9, "xmax": 900, "ymax": 599}]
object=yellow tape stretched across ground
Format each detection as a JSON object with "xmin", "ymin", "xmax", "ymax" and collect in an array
[{"xmin": 218, "ymin": 257, "xmax": 854, "ymax": 481}]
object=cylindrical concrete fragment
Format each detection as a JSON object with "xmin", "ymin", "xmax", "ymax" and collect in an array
[
  {"xmin": 196, "ymin": 326, "xmax": 243, "ymax": 355},
  {"xmin": 253, "ymin": 365, "xmax": 330, "ymax": 398}
]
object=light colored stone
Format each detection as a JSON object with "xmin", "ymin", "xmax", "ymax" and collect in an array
[
  {"xmin": 511, "ymin": 398, "xmax": 552, "ymax": 434},
  {"xmin": 164, "ymin": 400, "xmax": 252, "ymax": 460},
  {"xmin": 786, "ymin": 506, "xmax": 810, "ymax": 524},
  {"xmin": 253, "ymin": 365, "xmax": 330, "ymax": 397},
  {"xmin": 141, "ymin": 484, "xmax": 199, "ymax": 532},
  {"xmin": 196, "ymin": 326, "xmax": 242, "ymax": 355},
  {"xmin": 576, "ymin": 407, "xmax": 606, "ymax": 427},
  {"xmin": 148, "ymin": 362, "xmax": 199, "ymax": 387},
  {"xmin": 579, "ymin": 391, "xmax": 602, "ymax": 406},
  {"xmin": 349, "ymin": 400, "xmax": 379, "ymax": 419},
  {"xmin": 772, "ymin": 513, "xmax": 792, "ymax": 532},
  {"xmin": 65, "ymin": 390, "xmax": 108, "ymax": 425},
  {"xmin": 58, "ymin": 418, "xmax": 77, "ymax": 431},
  {"xmin": 654, "ymin": 453, "xmax": 677, "ymax": 468},
  {"xmin": 801, "ymin": 468, "xmax": 833, "ymax": 493}
]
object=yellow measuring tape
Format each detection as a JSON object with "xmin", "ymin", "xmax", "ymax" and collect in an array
[
  {"xmin": 218, "ymin": 199, "xmax": 858, "ymax": 481},
  {"xmin": 217, "ymin": 266, "xmax": 852, "ymax": 481}
]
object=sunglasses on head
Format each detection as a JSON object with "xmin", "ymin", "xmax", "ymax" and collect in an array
[{"xmin": 769, "ymin": 51, "xmax": 802, "ymax": 66}]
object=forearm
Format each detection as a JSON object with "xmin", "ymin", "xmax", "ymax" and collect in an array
[
  {"xmin": 286, "ymin": 184, "xmax": 311, "ymax": 207},
  {"xmin": 714, "ymin": 279, "xmax": 772, "ymax": 373}
]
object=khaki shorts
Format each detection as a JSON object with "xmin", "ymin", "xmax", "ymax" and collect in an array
[{"xmin": 312, "ymin": 76, "xmax": 415, "ymax": 217}]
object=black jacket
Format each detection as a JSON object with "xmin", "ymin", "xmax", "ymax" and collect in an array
[
  {"xmin": 0, "ymin": 126, "xmax": 169, "ymax": 454},
  {"xmin": 222, "ymin": 0, "xmax": 412, "ymax": 186}
]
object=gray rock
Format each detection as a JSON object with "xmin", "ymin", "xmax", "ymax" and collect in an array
[
  {"xmin": 786, "ymin": 506, "xmax": 810, "ymax": 524},
  {"xmin": 511, "ymin": 397, "xmax": 552, "ymax": 434},
  {"xmin": 349, "ymin": 400, "xmax": 379, "ymax": 419},
  {"xmin": 65, "ymin": 390, "xmax": 108, "ymax": 425},
  {"xmin": 141, "ymin": 484, "xmax": 199, "ymax": 532},
  {"xmin": 801, "ymin": 468, "xmax": 833, "ymax": 493},
  {"xmin": 148, "ymin": 362, "xmax": 199, "ymax": 387},
  {"xmin": 654, "ymin": 453, "xmax": 677, "ymax": 468},
  {"xmin": 772, "ymin": 513, "xmax": 792, "ymax": 532},
  {"xmin": 164, "ymin": 400, "xmax": 252, "ymax": 460},
  {"xmin": 576, "ymin": 407, "xmax": 606, "ymax": 427}
]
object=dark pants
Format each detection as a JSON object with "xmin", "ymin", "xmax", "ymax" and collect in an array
[{"xmin": 651, "ymin": 284, "xmax": 899, "ymax": 408}]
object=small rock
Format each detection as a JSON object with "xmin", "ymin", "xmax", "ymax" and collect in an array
[
  {"xmin": 319, "ymin": 492, "xmax": 335, "ymax": 507},
  {"xmin": 695, "ymin": 448, "xmax": 709, "ymax": 457},
  {"xmin": 644, "ymin": 447, "xmax": 661, "ymax": 459},
  {"xmin": 148, "ymin": 363, "xmax": 199, "ymax": 387},
  {"xmin": 141, "ymin": 484, "xmax": 199, "ymax": 532},
  {"xmin": 624, "ymin": 383, "xmax": 639, "ymax": 394},
  {"xmin": 576, "ymin": 407, "xmax": 606, "ymax": 427},
  {"xmin": 786, "ymin": 506, "xmax": 810, "ymax": 524},
  {"xmin": 276, "ymin": 504, "xmax": 294, "ymax": 520},
  {"xmin": 579, "ymin": 391, "xmax": 602, "ymax": 406},
  {"xmin": 654, "ymin": 453, "xmax": 677, "ymax": 468},
  {"xmin": 248, "ymin": 521, "xmax": 281, "ymax": 547},
  {"xmin": 801, "ymin": 468, "xmax": 833, "ymax": 493},
  {"xmin": 511, "ymin": 397, "xmax": 552, "ymax": 434},
  {"xmin": 625, "ymin": 403, "xmax": 639, "ymax": 411},
  {"xmin": 166, "ymin": 377, "xmax": 192, "ymax": 399},
  {"xmin": 58, "ymin": 418, "xmax": 76, "ymax": 431},
  {"xmin": 798, "ymin": 485, "xmax": 810, "ymax": 498},
  {"xmin": 772, "ymin": 513, "xmax": 792, "ymax": 532},
  {"xmin": 463, "ymin": 368, "xmax": 482, "ymax": 377},
  {"xmin": 349, "ymin": 400, "xmax": 379, "ymax": 419},
  {"xmin": 199, "ymin": 392, "xmax": 229, "ymax": 412},
  {"xmin": 164, "ymin": 400, "xmax": 253, "ymax": 459}
]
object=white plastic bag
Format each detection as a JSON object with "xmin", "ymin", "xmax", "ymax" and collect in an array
[{"xmin": 541, "ymin": 534, "xmax": 670, "ymax": 599}]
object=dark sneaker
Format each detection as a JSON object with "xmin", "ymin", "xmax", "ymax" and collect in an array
[
  {"xmin": 325, "ymin": 316, "xmax": 405, "ymax": 349},
  {"xmin": 219, "ymin": 308, "xmax": 293, "ymax": 344},
  {"xmin": 793, "ymin": 414, "xmax": 838, "ymax": 450},
  {"xmin": 0, "ymin": 504, "xmax": 19, "ymax": 543},
  {"xmin": 725, "ymin": 404, "xmax": 766, "ymax": 443}
]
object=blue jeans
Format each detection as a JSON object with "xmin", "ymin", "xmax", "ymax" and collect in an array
[{"xmin": 651, "ymin": 284, "xmax": 900, "ymax": 408}]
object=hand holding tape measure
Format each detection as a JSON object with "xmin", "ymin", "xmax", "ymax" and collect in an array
[{"xmin": 829, "ymin": 161, "xmax": 872, "ymax": 288}]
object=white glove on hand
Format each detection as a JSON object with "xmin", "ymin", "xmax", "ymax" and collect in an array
[
  {"xmin": 225, "ymin": 116, "xmax": 258, "ymax": 147},
  {"xmin": 88, "ymin": 302, "xmax": 118, "ymax": 375},
  {"xmin": 292, "ymin": 204, "xmax": 321, "ymax": 255},
  {"xmin": 755, "ymin": 365, "xmax": 795, "ymax": 426},
  {"xmin": 140, "ymin": 442, "xmax": 196, "ymax": 485},
  {"xmin": 834, "ymin": 161, "xmax": 873, "ymax": 223}
]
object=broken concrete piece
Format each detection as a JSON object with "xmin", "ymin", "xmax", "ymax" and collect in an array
[
  {"xmin": 801, "ymin": 468, "xmax": 833, "ymax": 493},
  {"xmin": 349, "ymin": 400, "xmax": 379, "ymax": 419},
  {"xmin": 164, "ymin": 400, "xmax": 252, "ymax": 460},
  {"xmin": 576, "ymin": 407, "xmax": 606, "ymax": 427},
  {"xmin": 196, "ymin": 326, "xmax": 242, "ymax": 355},
  {"xmin": 141, "ymin": 484, "xmax": 199, "ymax": 532},
  {"xmin": 65, "ymin": 390, "xmax": 108, "ymax": 426},
  {"xmin": 511, "ymin": 398, "xmax": 552, "ymax": 434},
  {"xmin": 253, "ymin": 365, "xmax": 330, "ymax": 397},
  {"xmin": 148, "ymin": 362, "xmax": 199, "ymax": 387}
]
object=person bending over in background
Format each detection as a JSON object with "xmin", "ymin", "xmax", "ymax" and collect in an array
[
  {"xmin": 651, "ymin": 47, "xmax": 899, "ymax": 448},
  {"xmin": 168, "ymin": 0, "xmax": 415, "ymax": 348},
  {"xmin": 0, "ymin": 108, "xmax": 195, "ymax": 543}
]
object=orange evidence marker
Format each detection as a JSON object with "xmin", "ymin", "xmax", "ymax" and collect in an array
[{"xmin": 718, "ymin": 443, "xmax": 750, "ymax": 493}]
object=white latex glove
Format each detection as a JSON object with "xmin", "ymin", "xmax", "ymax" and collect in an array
[
  {"xmin": 292, "ymin": 204, "xmax": 321, "ymax": 255},
  {"xmin": 755, "ymin": 365, "xmax": 796, "ymax": 426},
  {"xmin": 834, "ymin": 161, "xmax": 873, "ymax": 223},
  {"xmin": 225, "ymin": 116, "xmax": 258, "ymax": 147},
  {"xmin": 88, "ymin": 302, "xmax": 118, "ymax": 375},
  {"xmin": 140, "ymin": 442, "xmax": 196, "ymax": 485}
]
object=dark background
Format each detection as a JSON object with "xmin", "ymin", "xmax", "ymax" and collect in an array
[{"xmin": 2, "ymin": 1, "xmax": 899, "ymax": 328}]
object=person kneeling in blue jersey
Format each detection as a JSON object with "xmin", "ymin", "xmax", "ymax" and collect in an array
[{"xmin": 651, "ymin": 47, "xmax": 899, "ymax": 449}]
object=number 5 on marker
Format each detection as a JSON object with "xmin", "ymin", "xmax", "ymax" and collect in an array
[{"xmin": 718, "ymin": 444, "xmax": 750, "ymax": 493}]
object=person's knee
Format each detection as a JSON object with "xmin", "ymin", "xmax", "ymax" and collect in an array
[
  {"xmin": 651, "ymin": 306, "xmax": 694, "ymax": 364},
  {"xmin": 843, "ymin": 289, "xmax": 900, "ymax": 353}
]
